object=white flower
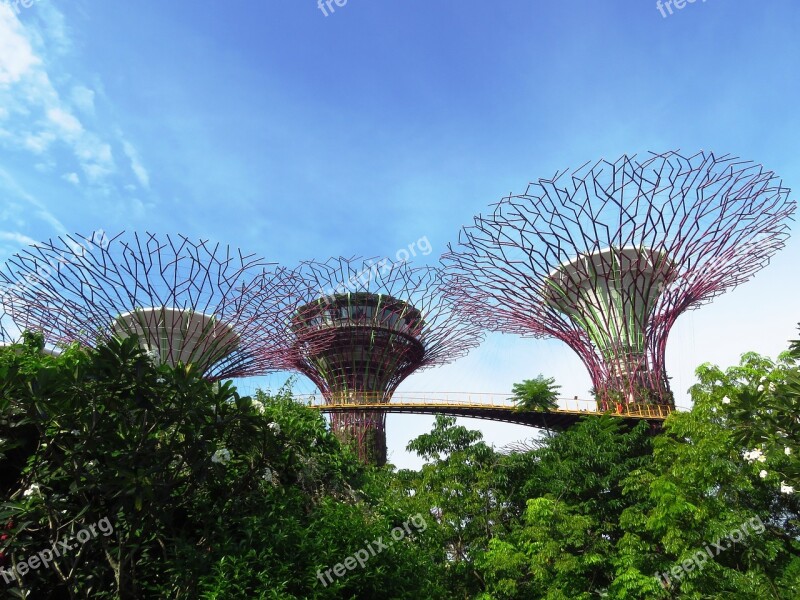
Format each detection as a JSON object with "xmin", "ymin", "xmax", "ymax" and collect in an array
[
  {"xmin": 211, "ymin": 448, "xmax": 231, "ymax": 465},
  {"xmin": 757, "ymin": 454, "xmax": 767, "ymax": 463},
  {"xmin": 262, "ymin": 469, "xmax": 273, "ymax": 483},
  {"xmin": 744, "ymin": 449, "xmax": 764, "ymax": 463},
  {"xmin": 22, "ymin": 483, "xmax": 41, "ymax": 498},
  {"xmin": 785, "ymin": 447, "xmax": 792, "ymax": 456},
  {"xmin": 722, "ymin": 396, "xmax": 731, "ymax": 404},
  {"xmin": 759, "ymin": 470, "xmax": 768, "ymax": 479},
  {"xmin": 769, "ymin": 382, "xmax": 776, "ymax": 392},
  {"xmin": 780, "ymin": 481, "xmax": 794, "ymax": 494},
  {"xmin": 251, "ymin": 399, "xmax": 265, "ymax": 414},
  {"xmin": 268, "ymin": 422, "xmax": 281, "ymax": 435},
  {"xmin": 757, "ymin": 384, "xmax": 765, "ymax": 392}
]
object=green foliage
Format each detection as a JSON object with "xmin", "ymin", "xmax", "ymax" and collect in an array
[
  {"xmin": 510, "ymin": 376, "xmax": 560, "ymax": 412},
  {"xmin": 0, "ymin": 335, "xmax": 447, "ymax": 599},
  {"xmin": 401, "ymin": 415, "xmax": 503, "ymax": 598},
  {"xmin": 1, "ymin": 326, "xmax": 799, "ymax": 599},
  {"xmin": 611, "ymin": 343, "xmax": 800, "ymax": 599},
  {"xmin": 478, "ymin": 417, "xmax": 654, "ymax": 599}
]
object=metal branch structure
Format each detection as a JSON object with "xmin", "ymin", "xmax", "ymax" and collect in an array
[
  {"xmin": 287, "ymin": 257, "xmax": 484, "ymax": 465},
  {"xmin": 0, "ymin": 313, "xmax": 14, "ymax": 344},
  {"xmin": 0, "ymin": 232, "xmax": 305, "ymax": 379},
  {"xmin": 442, "ymin": 150, "xmax": 795, "ymax": 409}
]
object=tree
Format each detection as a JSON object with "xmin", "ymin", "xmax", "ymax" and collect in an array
[
  {"xmin": 400, "ymin": 415, "xmax": 506, "ymax": 598},
  {"xmin": 0, "ymin": 335, "xmax": 448, "ymax": 599},
  {"xmin": 721, "ymin": 328, "xmax": 800, "ymax": 490},
  {"xmin": 478, "ymin": 417, "xmax": 655, "ymax": 599},
  {"xmin": 611, "ymin": 347, "xmax": 800, "ymax": 599},
  {"xmin": 510, "ymin": 376, "xmax": 560, "ymax": 412}
]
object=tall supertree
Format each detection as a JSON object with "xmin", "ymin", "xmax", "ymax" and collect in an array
[
  {"xmin": 442, "ymin": 151, "xmax": 795, "ymax": 409},
  {"xmin": 287, "ymin": 257, "xmax": 483, "ymax": 465},
  {"xmin": 0, "ymin": 232, "xmax": 306, "ymax": 380}
]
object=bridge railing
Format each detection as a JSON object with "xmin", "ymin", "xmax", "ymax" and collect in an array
[{"xmin": 298, "ymin": 392, "xmax": 687, "ymax": 419}]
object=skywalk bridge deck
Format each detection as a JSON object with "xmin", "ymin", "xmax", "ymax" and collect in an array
[{"xmin": 302, "ymin": 393, "xmax": 684, "ymax": 430}]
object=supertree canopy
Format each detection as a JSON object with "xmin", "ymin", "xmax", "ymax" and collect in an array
[
  {"xmin": 442, "ymin": 150, "xmax": 795, "ymax": 408},
  {"xmin": 0, "ymin": 232, "xmax": 304, "ymax": 380},
  {"xmin": 288, "ymin": 256, "xmax": 484, "ymax": 465}
]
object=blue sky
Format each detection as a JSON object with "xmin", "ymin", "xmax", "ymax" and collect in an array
[{"xmin": 1, "ymin": 0, "xmax": 799, "ymax": 468}]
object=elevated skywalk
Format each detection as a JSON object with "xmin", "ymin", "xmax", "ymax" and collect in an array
[{"xmin": 301, "ymin": 392, "xmax": 684, "ymax": 430}]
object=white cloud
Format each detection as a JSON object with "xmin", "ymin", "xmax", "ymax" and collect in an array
[
  {"xmin": 36, "ymin": 2, "xmax": 71, "ymax": 56},
  {"xmin": 62, "ymin": 172, "xmax": 79, "ymax": 185},
  {"xmin": 121, "ymin": 139, "xmax": 150, "ymax": 189},
  {"xmin": 47, "ymin": 107, "xmax": 83, "ymax": 136},
  {"xmin": 0, "ymin": 231, "xmax": 37, "ymax": 247},
  {"xmin": 0, "ymin": 5, "xmax": 40, "ymax": 84},
  {"xmin": 70, "ymin": 85, "xmax": 95, "ymax": 115},
  {"xmin": 33, "ymin": 159, "xmax": 54, "ymax": 172},
  {"xmin": 0, "ymin": 5, "xmax": 118, "ymax": 188},
  {"xmin": 23, "ymin": 130, "xmax": 56, "ymax": 153},
  {"xmin": 0, "ymin": 166, "xmax": 66, "ymax": 233},
  {"xmin": 77, "ymin": 134, "xmax": 115, "ymax": 181}
]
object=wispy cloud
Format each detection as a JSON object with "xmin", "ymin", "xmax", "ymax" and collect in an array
[
  {"xmin": 121, "ymin": 139, "xmax": 150, "ymax": 189},
  {"xmin": 70, "ymin": 84, "xmax": 95, "ymax": 115},
  {"xmin": 0, "ymin": 2, "xmax": 156, "ymax": 241},
  {"xmin": 0, "ymin": 7, "xmax": 117, "ymax": 183},
  {"xmin": 0, "ymin": 6, "xmax": 40, "ymax": 85},
  {"xmin": 0, "ymin": 231, "xmax": 38, "ymax": 247},
  {"xmin": 0, "ymin": 166, "xmax": 67, "ymax": 233}
]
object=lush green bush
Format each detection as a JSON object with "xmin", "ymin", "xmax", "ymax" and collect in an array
[{"xmin": 0, "ymin": 335, "xmax": 447, "ymax": 599}]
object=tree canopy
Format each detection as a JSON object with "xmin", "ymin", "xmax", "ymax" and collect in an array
[{"xmin": 0, "ymin": 329, "xmax": 797, "ymax": 598}]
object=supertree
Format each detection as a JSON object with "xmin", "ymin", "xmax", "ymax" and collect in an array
[
  {"xmin": 442, "ymin": 150, "xmax": 795, "ymax": 409},
  {"xmin": 0, "ymin": 231, "xmax": 307, "ymax": 380},
  {"xmin": 287, "ymin": 256, "xmax": 484, "ymax": 465}
]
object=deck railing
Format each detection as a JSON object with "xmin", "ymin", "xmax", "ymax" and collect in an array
[{"xmin": 299, "ymin": 392, "xmax": 686, "ymax": 419}]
